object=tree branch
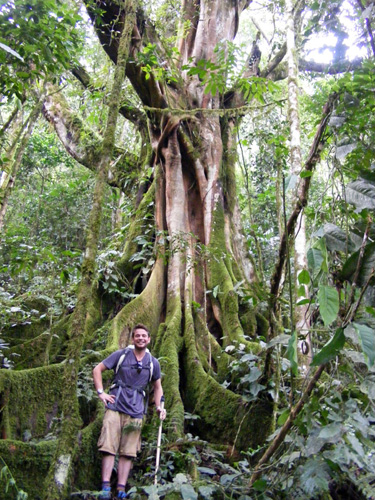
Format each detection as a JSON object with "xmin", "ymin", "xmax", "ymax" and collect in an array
[
  {"xmin": 265, "ymin": 55, "xmax": 364, "ymax": 81},
  {"xmin": 261, "ymin": 43, "xmax": 287, "ymax": 78},
  {"xmin": 355, "ymin": 0, "xmax": 375, "ymax": 58},
  {"xmin": 71, "ymin": 64, "xmax": 147, "ymax": 129},
  {"xmin": 299, "ymin": 57, "xmax": 364, "ymax": 74},
  {"xmin": 83, "ymin": 0, "xmax": 168, "ymax": 110},
  {"xmin": 43, "ymin": 84, "xmax": 139, "ymax": 189},
  {"xmin": 269, "ymin": 93, "xmax": 338, "ymax": 314},
  {"xmin": 249, "ymin": 363, "xmax": 326, "ymax": 487}
]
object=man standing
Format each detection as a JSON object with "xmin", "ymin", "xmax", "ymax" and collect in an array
[{"xmin": 93, "ymin": 324, "xmax": 166, "ymax": 499}]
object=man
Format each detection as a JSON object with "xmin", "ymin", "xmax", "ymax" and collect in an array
[{"xmin": 93, "ymin": 324, "xmax": 166, "ymax": 499}]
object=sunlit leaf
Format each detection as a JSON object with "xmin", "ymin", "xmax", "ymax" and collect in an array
[
  {"xmin": 300, "ymin": 170, "xmax": 313, "ymax": 178},
  {"xmin": 278, "ymin": 408, "xmax": 290, "ymax": 425},
  {"xmin": 0, "ymin": 42, "xmax": 24, "ymax": 61},
  {"xmin": 298, "ymin": 269, "xmax": 310, "ymax": 284}
]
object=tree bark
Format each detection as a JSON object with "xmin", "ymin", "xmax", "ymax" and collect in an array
[{"xmin": 76, "ymin": 0, "xmax": 274, "ymax": 449}]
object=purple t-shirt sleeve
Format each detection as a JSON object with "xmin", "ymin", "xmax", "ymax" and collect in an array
[
  {"xmin": 102, "ymin": 350, "xmax": 123, "ymax": 371},
  {"xmin": 152, "ymin": 357, "xmax": 161, "ymax": 381}
]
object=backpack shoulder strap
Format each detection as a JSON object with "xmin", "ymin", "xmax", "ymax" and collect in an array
[
  {"xmin": 149, "ymin": 353, "xmax": 154, "ymax": 382},
  {"xmin": 115, "ymin": 346, "xmax": 133, "ymax": 374},
  {"xmin": 114, "ymin": 346, "xmax": 152, "ymax": 375}
]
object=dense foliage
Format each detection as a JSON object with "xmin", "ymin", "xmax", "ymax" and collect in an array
[{"xmin": 1, "ymin": 0, "xmax": 375, "ymax": 499}]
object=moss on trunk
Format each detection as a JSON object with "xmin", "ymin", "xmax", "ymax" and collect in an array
[
  {"xmin": 183, "ymin": 285, "xmax": 272, "ymax": 450},
  {"xmin": 0, "ymin": 440, "xmax": 56, "ymax": 499}
]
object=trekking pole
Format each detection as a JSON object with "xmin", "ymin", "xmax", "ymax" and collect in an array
[{"xmin": 154, "ymin": 395, "xmax": 165, "ymax": 486}]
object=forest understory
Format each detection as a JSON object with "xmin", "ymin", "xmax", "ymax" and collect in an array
[{"xmin": 1, "ymin": 0, "xmax": 375, "ymax": 499}]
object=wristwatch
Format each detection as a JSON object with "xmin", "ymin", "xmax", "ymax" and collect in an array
[{"xmin": 97, "ymin": 388, "xmax": 104, "ymax": 395}]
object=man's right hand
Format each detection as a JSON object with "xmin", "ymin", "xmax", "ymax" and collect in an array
[{"xmin": 98, "ymin": 392, "xmax": 116, "ymax": 406}]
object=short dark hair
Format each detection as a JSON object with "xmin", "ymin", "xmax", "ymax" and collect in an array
[{"xmin": 131, "ymin": 324, "xmax": 150, "ymax": 338}]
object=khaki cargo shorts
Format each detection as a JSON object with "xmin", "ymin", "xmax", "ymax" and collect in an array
[{"xmin": 97, "ymin": 409, "xmax": 143, "ymax": 457}]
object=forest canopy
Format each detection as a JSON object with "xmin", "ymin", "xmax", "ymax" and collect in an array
[{"xmin": 0, "ymin": 0, "xmax": 375, "ymax": 499}]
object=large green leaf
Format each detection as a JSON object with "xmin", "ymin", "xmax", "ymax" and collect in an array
[
  {"xmin": 286, "ymin": 330, "xmax": 298, "ymax": 376},
  {"xmin": 307, "ymin": 248, "xmax": 324, "ymax": 276},
  {"xmin": 353, "ymin": 322, "xmax": 375, "ymax": 368},
  {"xmin": 346, "ymin": 179, "xmax": 375, "ymax": 211},
  {"xmin": 181, "ymin": 484, "xmax": 198, "ymax": 500},
  {"xmin": 317, "ymin": 286, "xmax": 339, "ymax": 326},
  {"xmin": 311, "ymin": 328, "xmax": 345, "ymax": 366},
  {"xmin": 298, "ymin": 269, "xmax": 310, "ymax": 285},
  {"xmin": 340, "ymin": 241, "xmax": 375, "ymax": 286},
  {"xmin": 314, "ymin": 223, "xmax": 356, "ymax": 253}
]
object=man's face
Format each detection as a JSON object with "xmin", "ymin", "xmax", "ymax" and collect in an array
[{"xmin": 132, "ymin": 328, "xmax": 151, "ymax": 350}]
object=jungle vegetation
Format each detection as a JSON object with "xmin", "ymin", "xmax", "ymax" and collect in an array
[{"xmin": 0, "ymin": 0, "xmax": 375, "ymax": 498}]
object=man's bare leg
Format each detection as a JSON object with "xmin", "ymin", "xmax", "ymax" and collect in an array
[
  {"xmin": 117, "ymin": 456, "xmax": 132, "ymax": 487},
  {"xmin": 102, "ymin": 453, "xmax": 115, "ymax": 482}
]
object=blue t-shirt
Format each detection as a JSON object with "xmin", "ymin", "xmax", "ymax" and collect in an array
[{"xmin": 103, "ymin": 348, "xmax": 161, "ymax": 418}]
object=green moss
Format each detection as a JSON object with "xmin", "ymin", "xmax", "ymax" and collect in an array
[
  {"xmin": 2, "ymin": 316, "xmax": 49, "ymax": 347},
  {"xmin": 207, "ymin": 202, "xmax": 245, "ymax": 350},
  {"xmin": 183, "ymin": 290, "xmax": 273, "ymax": 450},
  {"xmin": 158, "ymin": 293, "xmax": 185, "ymax": 439},
  {"xmin": 220, "ymin": 118, "xmax": 238, "ymax": 215},
  {"xmin": 153, "ymin": 322, "xmax": 167, "ymax": 357},
  {"xmin": 194, "ymin": 314, "xmax": 231, "ymax": 380},
  {"xmin": 6, "ymin": 316, "xmax": 70, "ymax": 369},
  {"xmin": 82, "ymin": 281, "xmax": 103, "ymax": 345},
  {"xmin": 256, "ymin": 312, "xmax": 269, "ymax": 337},
  {"xmin": 116, "ymin": 180, "xmax": 156, "ymax": 279},
  {"xmin": 0, "ymin": 439, "xmax": 56, "ymax": 499},
  {"xmin": 0, "ymin": 364, "xmax": 65, "ymax": 440},
  {"xmin": 239, "ymin": 309, "xmax": 257, "ymax": 338},
  {"xmin": 73, "ymin": 410, "xmax": 103, "ymax": 492},
  {"xmin": 108, "ymin": 258, "xmax": 165, "ymax": 349}
]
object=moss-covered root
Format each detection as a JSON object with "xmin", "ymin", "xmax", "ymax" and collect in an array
[
  {"xmin": 72, "ymin": 407, "xmax": 104, "ymax": 491},
  {"xmin": 116, "ymin": 167, "xmax": 155, "ymax": 279},
  {"xmin": 194, "ymin": 313, "xmax": 232, "ymax": 381},
  {"xmin": 207, "ymin": 202, "xmax": 247, "ymax": 347},
  {"xmin": 0, "ymin": 439, "xmax": 57, "ymax": 499},
  {"xmin": 108, "ymin": 256, "xmax": 165, "ymax": 348},
  {"xmin": 157, "ymin": 294, "xmax": 185, "ymax": 439},
  {"xmin": 207, "ymin": 202, "xmax": 264, "ymax": 357},
  {"xmin": 0, "ymin": 364, "xmax": 65, "ymax": 441},
  {"xmin": 183, "ymin": 288, "xmax": 273, "ymax": 450}
]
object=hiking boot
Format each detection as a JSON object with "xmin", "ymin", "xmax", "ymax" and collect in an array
[
  {"xmin": 99, "ymin": 486, "xmax": 112, "ymax": 499},
  {"xmin": 116, "ymin": 491, "xmax": 127, "ymax": 499}
]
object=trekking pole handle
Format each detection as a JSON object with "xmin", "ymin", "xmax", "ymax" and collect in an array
[{"xmin": 157, "ymin": 395, "xmax": 165, "ymax": 413}]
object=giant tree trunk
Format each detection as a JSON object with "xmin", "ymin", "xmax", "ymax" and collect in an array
[{"xmin": 80, "ymin": 0, "xmax": 272, "ymax": 446}]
